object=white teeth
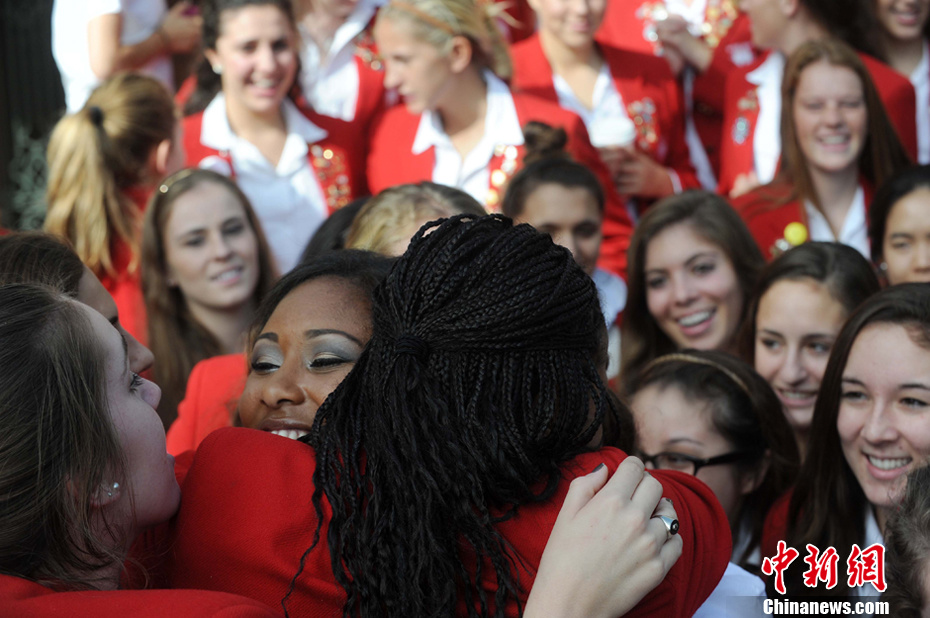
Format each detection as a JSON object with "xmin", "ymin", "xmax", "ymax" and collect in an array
[
  {"xmin": 867, "ymin": 456, "xmax": 911, "ymax": 470},
  {"xmin": 820, "ymin": 135, "xmax": 848, "ymax": 145},
  {"xmin": 254, "ymin": 79, "xmax": 277, "ymax": 88},
  {"xmin": 270, "ymin": 429, "xmax": 309, "ymax": 440},
  {"xmin": 678, "ymin": 311, "xmax": 712, "ymax": 327},
  {"xmin": 213, "ymin": 268, "xmax": 241, "ymax": 282}
]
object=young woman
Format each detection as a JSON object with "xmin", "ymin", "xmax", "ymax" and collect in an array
[
  {"xmin": 732, "ymin": 39, "xmax": 912, "ymax": 260},
  {"xmin": 620, "ymin": 190, "xmax": 764, "ymax": 393},
  {"xmin": 0, "ymin": 281, "xmax": 665, "ymax": 617},
  {"xmin": 874, "ymin": 0, "xmax": 930, "ymax": 163},
  {"xmin": 0, "ymin": 232, "xmax": 154, "ymax": 376},
  {"xmin": 509, "ymin": 0, "xmax": 700, "ymax": 207},
  {"xmin": 163, "ymin": 215, "xmax": 730, "ymax": 616},
  {"xmin": 346, "ymin": 182, "xmax": 486, "ymax": 255},
  {"xmin": 629, "ymin": 350, "xmax": 799, "ymax": 570},
  {"xmin": 142, "ymin": 168, "xmax": 277, "ymax": 429},
  {"xmin": 502, "ymin": 122, "xmax": 626, "ymax": 381},
  {"xmin": 0, "ymin": 283, "xmax": 279, "ymax": 616},
  {"xmin": 165, "ymin": 249, "xmax": 392, "ymax": 452},
  {"xmin": 45, "ymin": 73, "xmax": 183, "ymax": 345},
  {"xmin": 739, "ymin": 242, "xmax": 880, "ymax": 457},
  {"xmin": 183, "ymin": 0, "xmax": 361, "ymax": 273},
  {"xmin": 763, "ymin": 283, "xmax": 930, "ymax": 598},
  {"xmin": 293, "ymin": 0, "xmax": 386, "ymax": 125},
  {"xmin": 366, "ymin": 0, "xmax": 634, "ymax": 276},
  {"xmin": 720, "ymin": 0, "xmax": 916, "ymax": 197},
  {"xmin": 868, "ymin": 164, "xmax": 930, "ymax": 285},
  {"xmin": 51, "ymin": 0, "xmax": 201, "ymax": 112}
]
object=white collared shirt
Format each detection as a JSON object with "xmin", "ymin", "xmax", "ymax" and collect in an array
[
  {"xmin": 855, "ymin": 508, "xmax": 883, "ymax": 606},
  {"xmin": 746, "ymin": 52, "xmax": 785, "ymax": 185},
  {"xmin": 911, "ymin": 40, "xmax": 930, "ymax": 164},
  {"xmin": 804, "ymin": 185, "xmax": 868, "ymax": 257},
  {"xmin": 412, "ymin": 72, "xmax": 524, "ymax": 206},
  {"xmin": 197, "ymin": 94, "xmax": 329, "ymax": 273},
  {"xmin": 694, "ymin": 562, "xmax": 767, "ymax": 618},
  {"xmin": 298, "ymin": 0, "xmax": 384, "ymax": 121},
  {"xmin": 592, "ymin": 267, "xmax": 627, "ymax": 381}
]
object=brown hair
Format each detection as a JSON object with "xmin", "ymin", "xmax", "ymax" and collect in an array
[
  {"xmin": 884, "ymin": 464, "xmax": 930, "ymax": 616},
  {"xmin": 772, "ymin": 39, "xmax": 911, "ymax": 215},
  {"xmin": 142, "ymin": 168, "xmax": 276, "ymax": 427},
  {"xmin": 377, "ymin": 0, "xmax": 513, "ymax": 80},
  {"xmin": 45, "ymin": 73, "xmax": 177, "ymax": 278},
  {"xmin": 0, "ymin": 284, "xmax": 127, "ymax": 590},
  {"xmin": 620, "ymin": 191, "xmax": 764, "ymax": 394},
  {"xmin": 779, "ymin": 283, "xmax": 930, "ymax": 598},
  {"xmin": 0, "ymin": 232, "xmax": 85, "ymax": 296}
]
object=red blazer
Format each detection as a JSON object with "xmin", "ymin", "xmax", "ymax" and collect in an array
[
  {"xmin": 731, "ymin": 179, "xmax": 874, "ymax": 260},
  {"xmin": 760, "ymin": 490, "xmax": 792, "ymax": 569},
  {"xmin": 183, "ymin": 111, "xmax": 360, "ymax": 214},
  {"xmin": 718, "ymin": 51, "xmax": 918, "ymax": 196},
  {"xmin": 366, "ymin": 92, "xmax": 635, "ymax": 277},
  {"xmin": 165, "ymin": 428, "xmax": 730, "ymax": 617},
  {"xmin": 510, "ymin": 34, "xmax": 700, "ymax": 195},
  {"xmin": 166, "ymin": 353, "xmax": 247, "ymax": 456},
  {"xmin": 0, "ymin": 573, "xmax": 277, "ymax": 618}
]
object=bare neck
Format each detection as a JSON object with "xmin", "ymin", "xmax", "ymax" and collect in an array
[
  {"xmin": 435, "ymin": 67, "xmax": 489, "ymax": 138},
  {"xmin": 537, "ymin": 28, "xmax": 601, "ymax": 73},
  {"xmin": 186, "ymin": 300, "xmax": 256, "ymax": 355},
  {"xmin": 809, "ymin": 165, "xmax": 860, "ymax": 237},
  {"xmin": 882, "ymin": 34, "xmax": 926, "ymax": 76},
  {"xmin": 224, "ymin": 96, "xmax": 287, "ymax": 143}
]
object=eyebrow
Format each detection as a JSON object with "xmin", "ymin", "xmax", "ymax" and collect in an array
[
  {"xmin": 254, "ymin": 329, "xmax": 364, "ymax": 346},
  {"xmin": 842, "ymin": 376, "xmax": 930, "ymax": 392}
]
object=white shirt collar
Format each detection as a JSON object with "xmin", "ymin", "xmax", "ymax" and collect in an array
[
  {"xmin": 804, "ymin": 185, "xmax": 869, "ymax": 257},
  {"xmin": 200, "ymin": 93, "xmax": 327, "ymax": 152},
  {"xmin": 746, "ymin": 51, "xmax": 784, "ymax": 86},
  {"xmin": 412, "ymin": 71, "xmax": 524, "ymax": 155}
]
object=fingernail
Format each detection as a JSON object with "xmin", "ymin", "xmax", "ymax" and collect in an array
[{"xmin": 591, "ymin": 463, "xmax": 606, "ymax": 473}]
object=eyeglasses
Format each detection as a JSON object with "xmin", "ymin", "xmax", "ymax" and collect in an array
[{"xmin": 635, "ymin": 450, "xmax": 758, "ymax": 476}]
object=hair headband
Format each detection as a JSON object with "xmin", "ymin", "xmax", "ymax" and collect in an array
[
  {"xmin": 387, "ymin": 1, "xmax": 457, "ymax": 35},
  {"xmin": 642, "ymin": 352, "xmax": 751, "ymax": 397}
]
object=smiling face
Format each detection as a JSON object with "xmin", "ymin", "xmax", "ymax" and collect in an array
[
  {"xmin": 163, "ymin": 180, "xmax": 261, "ymax": 316},
  {"xmin": 632, "ymin": 383, "xmax": 747, "ymax": 525},
  {"xmin": 884, "ymin": 187, "xmax": 930, "ymax": 285},
  {"xmin": 644, "ymin": 223, "xmax": 744, "ymax": 352},
  {"xmin": 205, "ymin": 4, "xmax": 298, "ymax": 119},
  {"xmin": 238, "ymin": 277, "xmax": 373, "ymax": 439},
  {"xmin": 374, "ymin": 16, "xmax": 457, "ymax": 115},
  {"xmin": 516, "ymin": 183, "xmax": 602, "ymax": 276},
  {"xmin": 529, "ymin": 0, "xmax": 606, "ymax": 50},
  {"xmin": 792, "ymin": 60, "xmax": 868, "ymax": 179},
  {"xmin": 875, "ymin": 0, "xmax": 930, "ymax": 42},
  {"xmin": 755, "ymin": 278, "xmax": 848, "ymax": 435},
  {"xmin": 84, "ymin": 303, "xmax": 180, "ymax": 533},
  {"xmin": 838, "ymin": 323, "xmax": 930, "ymax": 525}
]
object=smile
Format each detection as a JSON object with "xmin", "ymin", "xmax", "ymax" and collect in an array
[
  {"xmin": 677, "ymin": 310, "xmax": 713, "ymax": 328},
  {"xmin": 211, "ymin": 266, "xmax": 244, "ymax": 283},
  {"xmin": 270, "ymin": 428, "xmax": 309, "ymax": 440},
  {"xmin": 866, "ymin": 455, "xmax": 911, "ymax": 471},
  {"xmin": 777, "ymin": 388, "xmax": 817, "ymax": 401}
]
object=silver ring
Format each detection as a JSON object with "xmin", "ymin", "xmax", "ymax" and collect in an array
[{"xmin": 655, "ymin": 515, "xmax": 679, "ymax": 541}]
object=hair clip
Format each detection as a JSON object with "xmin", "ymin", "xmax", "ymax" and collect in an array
[{"xmin": 88, "ymin": 106, "xmax": 104, "ymax": 127}]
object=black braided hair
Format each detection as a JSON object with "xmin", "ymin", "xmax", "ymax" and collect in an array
[{"xmin": 296, "ymin": 214, "xmax": 607, "ymax": 617}]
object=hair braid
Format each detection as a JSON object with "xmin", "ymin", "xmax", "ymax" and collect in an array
[{"xmin": 292, "ymin": 215, "xmax": 606, "ymax": 617}]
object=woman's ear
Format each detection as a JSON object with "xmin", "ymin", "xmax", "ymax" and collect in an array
[
  {"xmin": 448, "ymin": 35, "xmax": 474, "ymax": 74},
  {"xmin": 88, "ymin": 481, "xmax": 123, "ymax": 508},
  {"xmin": 778, "ymin": 0, "xmax": 800, "ymax": 18},
  {"xmin": 153, "ymin": 138, "xmax": 173, "ymax": 177},
  {"xmin": 740, "ymin": 450, "xmax": 771, "ymax": 496}
]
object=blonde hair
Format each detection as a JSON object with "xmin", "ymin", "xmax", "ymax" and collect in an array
[
  {"xmin": 45, "ymin": 73, "xmax": 177, "ymax": 278},
  {"xmin": 377, "ymin": 0, "xmax": 513, "ymax": 80},
  {"xmin": 346, "ymin": 182, "xmax": 486, "ymax": 255}
]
